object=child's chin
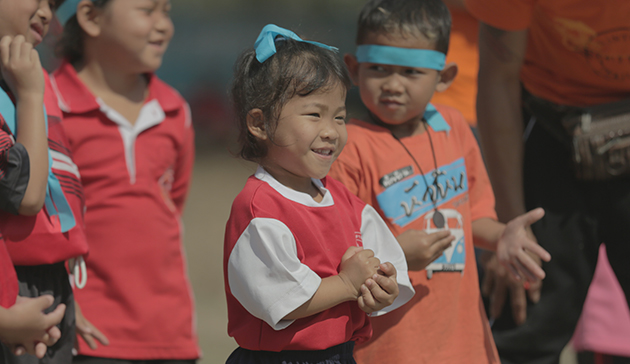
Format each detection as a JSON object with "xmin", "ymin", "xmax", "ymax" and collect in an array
[{"xmin": 316, "ymin": 170, "xmax": 331, "ymax": 180}]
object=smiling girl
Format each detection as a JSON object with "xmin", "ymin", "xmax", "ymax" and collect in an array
[
  {"xmin": 223, "ymin": 24, "xmax": 414, "ymax": 364},
  {"xmin": 51, "ymin": 1, "xmax": 198, "ymax": 363}
]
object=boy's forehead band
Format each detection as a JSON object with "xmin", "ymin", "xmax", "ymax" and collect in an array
[
  {"xmin": 56, "ymin": 0, "xmax": 96, "ymax": 25},
  {"xmin": 254, "ymin": 24, "xmax": 338, "ymax": 63},
  {"xmin": 356, "ymin": 45, "xmax": 446, "ymax": 70}
]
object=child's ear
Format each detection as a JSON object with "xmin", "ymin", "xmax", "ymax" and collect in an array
[
  {"xmin": 343, "ymin": 54, "xmax": 360, "ymax": 86},
  {"xmin": 435, "ymin": 62, "xmax": 458, "ymax": 92},
  {"xmin": 246, "ymin": 109, "xmax": 268, "ymax": 141},
  {"xmin": 76, "ymin": 0, "xmax": 103, "ymax": 37}
]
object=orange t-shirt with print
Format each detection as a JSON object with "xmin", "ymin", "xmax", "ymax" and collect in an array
[
  {"xmin": 431, "ymin": 6, "xmax": 479, "ymax": 125},
  {"xmin": 465, "ymin": 0, "xmax": 630, "ymax": 106},
  {"xmin": 329, "ymin": 105, "xmax": 499, "ymax": 364}
]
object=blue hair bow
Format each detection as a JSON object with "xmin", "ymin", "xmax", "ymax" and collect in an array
[
  {"xmin": 254, "ymin": 24, "xmax": 338, "ymax": 63},
  {"xmin": 56, "ymin": 0, "xmax": 93, "ymax": 25}
]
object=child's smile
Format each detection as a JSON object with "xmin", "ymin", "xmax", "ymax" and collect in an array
[{"xmin": 260, "ymin": 82, "xmax": 348, "ymax": 196}]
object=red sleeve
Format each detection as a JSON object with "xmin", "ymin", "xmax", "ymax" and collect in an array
[
  {"xmin": 170, "ymin": 103, "xmax": 195, "ymax": 215},
  {"xmin": 465, "ymin": 0, "xmax": 534, "ymax": 31}
]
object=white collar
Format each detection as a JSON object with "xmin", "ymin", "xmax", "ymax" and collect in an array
[{"xmin": 255, "ymin": 166, "xmax": 334, "ymax": 207}]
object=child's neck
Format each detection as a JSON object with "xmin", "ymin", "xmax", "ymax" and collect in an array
[
  {"xmin": 74, "ymin": 60, "xmax": 148, "ymax": 126},
  {"xmin": 369, "ymin": 113, "xmax": 427, "ymax": 139},
  {"xmin": 263, "ymin": 165, "xmax": 324, "ymax": 203}
]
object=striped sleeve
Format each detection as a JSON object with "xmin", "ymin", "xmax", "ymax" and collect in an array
[{"xmin": 0, "ymin": 117, "xmax": 30, "ymax": 215}]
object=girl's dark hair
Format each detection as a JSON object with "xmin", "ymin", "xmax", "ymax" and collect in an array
[
  {"xmin": 357, "ymin": 0, "xmax": 451, "ymax": 54},
  {"xmin": 55, "ymin": 0, "xmax": 112, "ymax": 64},
  {"xmin": 231, "ymin": 37, "xmax": 351, "ymax": 162},
  {"xmin": 53, "ymin": 0, "xmax": 67, "ymax": 11}
]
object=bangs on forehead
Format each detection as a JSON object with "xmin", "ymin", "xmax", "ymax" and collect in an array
[
  {"xmin": 278, "ymin": 49, "xmax": 350, "ymax": 101},
  {"xmin": 283, "ymin": 54, "xmax": 346, "ymax": 99}
]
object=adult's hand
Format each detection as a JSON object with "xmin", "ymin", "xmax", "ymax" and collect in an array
[{"xmin": 480, "ymin": 250, "xmax": 542, "ymax": 325}]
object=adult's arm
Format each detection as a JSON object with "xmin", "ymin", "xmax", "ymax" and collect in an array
[
  {"xmin": 476, "ymin": 23, "xmax": 538, "ymax": 324},
  {"xmin": 476, "ymin": 23, "xmax": 527, "ymax": 223}
]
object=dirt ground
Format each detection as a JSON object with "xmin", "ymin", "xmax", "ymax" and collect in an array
[
  {"xmin": 181, "ymin": 151, "xmax": 254, "ymax": 363},
  {"xmin": 184, "ymin": 151, "xmax": 578, "ymax": 364}
]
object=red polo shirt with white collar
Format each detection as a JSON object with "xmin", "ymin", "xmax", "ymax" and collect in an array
[{"xmin": 51, "ymin": 61, "xmax": 199, "ymax": 360}]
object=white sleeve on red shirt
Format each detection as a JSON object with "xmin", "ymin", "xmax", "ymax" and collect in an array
[
  {"xmin": 227, "ymin": 217, "xmax": 322, "ymax": 331},
  {"xmin": 360, "ymin": 204, "xmax": 415, "ymax": 315}
]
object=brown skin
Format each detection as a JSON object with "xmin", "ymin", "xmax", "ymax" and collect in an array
[
  {"xmin": 74, "ymin": 302, "xmax": 110, "ymax": 351},
  {"xmin": 476, "ymin": 22, "xmax": 543, "ymax": 324},
  {"xmin": 0, "ymin": 296, "xmax": 65, "ymax": 358},
  {"xmin": 283, "ymin": 247, "xmax": 399, "ymax": 320},
  {"xmin": 0, "ymin": 35, "xmax": 47, "ymax": 216}
]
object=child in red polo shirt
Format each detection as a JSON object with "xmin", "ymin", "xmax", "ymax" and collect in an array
[
  {"xmin": 0, "ymin": 0, "xmax": 85, "ymax": 361},
  {"xmin": 52, "ymin": 0, "xmax": 198, "ymax": 362}
]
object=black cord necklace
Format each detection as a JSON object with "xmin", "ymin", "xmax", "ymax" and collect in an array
[{"xmin": 391, "ymin": 120, "xmax": 446, "ymax": 229}]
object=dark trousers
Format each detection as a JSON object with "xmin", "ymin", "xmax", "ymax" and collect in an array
[
  {"xmin": 491, "ymin": 112, "xmax": 630, "ymax": 364},
  {"xmin": 226, "ymin": 342, "xmax": 356, "ymax": 364},
  {"xmin": 4, "ymin": 263, "xmax": 75, "ymax": 364}
]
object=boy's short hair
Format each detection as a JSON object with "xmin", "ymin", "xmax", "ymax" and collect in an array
[{"xmin": 356, "ymin": 0, "xmax": 451, "ymax": 54}]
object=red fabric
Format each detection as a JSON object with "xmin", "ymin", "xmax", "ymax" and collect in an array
[
  {"xmin": 224, "ymin": 175, "xmax": 372, "ymax": 351},
  {"xmin": 0, "ymin": 113, "xmax": 17, "ymax": 183},
  {"xmin": 1, "ymin": 72, "xmax": 88, "ymax": 265},
  {"xmin": 465, "ymin": 0, "xmax": 630, "ymax": 106},
  {"xmin": 0, "ymin": 239, "xmax": 17, "ymax": 309},
  {"xmin": 0, "ymin": 96, "xmax": 19, "ymax": 310},
  {"xmin": 53, "ymin": 62, "xmax": 199, "ymax": 360},
  {"xmin": 329, "ymin": 105, "xmax": 499, "ymax": 364}
]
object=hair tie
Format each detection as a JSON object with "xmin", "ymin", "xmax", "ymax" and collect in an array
[{"xmin": 254, "ymin": 24, "xmax": 338, "ymax": 63}]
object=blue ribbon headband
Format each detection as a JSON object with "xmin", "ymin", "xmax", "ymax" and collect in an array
[
  {"xmin": 254, "ymin": 24, "xmax": 338, "ymax": 63},
  {"xmin": 56, "ymin": 0, "xmax": 92, "ymax": 25},
  {"xmin": 356, "ymin": 45, "xmax": 446, "ymax": 71},
  {"xmin": 0, "ymin": 88, "xmax": 76, "ymax": 232}
]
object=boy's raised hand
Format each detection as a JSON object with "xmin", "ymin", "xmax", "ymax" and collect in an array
[
  {"xmin": 338, "ymin": 246, "xmax": 381, "ymax": 299},
  {"xmin": 358, "ymin": 262, "xmax": 399, "ymax": 314},
  {"xmin": 0, "ymin": 35, "xmax": 45, "ymax": 99},
  {"xmin": 397, "ymin": 229, "xmax": 455, "ymax": 271},
  {"xmin": 0, "ymin": 295, "xmax": 65, "ymax": 359},
  {"xmin": 496, "ymin": 207, "xmax": 551, "ymax": 282}
]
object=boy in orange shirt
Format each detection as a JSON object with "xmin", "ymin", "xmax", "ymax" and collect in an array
[{"xmin": 329, "ymin": 0, "xmax": 551, "ymax": 362}]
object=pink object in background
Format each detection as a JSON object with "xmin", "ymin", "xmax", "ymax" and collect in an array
[{"xmin": 572, "ymin": 244, "xmax": 630, "ymax": 356}]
